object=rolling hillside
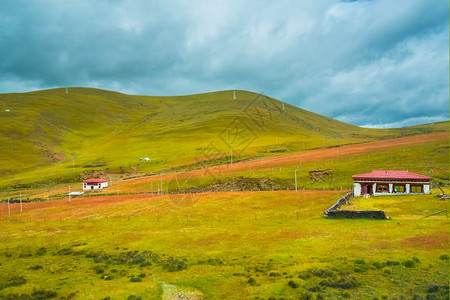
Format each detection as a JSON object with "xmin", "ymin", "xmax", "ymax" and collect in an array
[{"xmin": 0, "ymin": 87, "xmax": 447, "ymax": 190}]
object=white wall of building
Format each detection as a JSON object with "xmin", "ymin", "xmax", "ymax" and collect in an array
[{"xmin": 353, "ymin": 183, "xmax": 361, "ymax": 196}]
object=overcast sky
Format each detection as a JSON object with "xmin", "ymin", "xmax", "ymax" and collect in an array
[{"xmin": 0, "ymin": 0, "xmax": 448, "ymax": 127}]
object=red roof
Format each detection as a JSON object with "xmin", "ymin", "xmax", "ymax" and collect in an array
[
  {"xmin": 83, "ymin": 179, "xmax": 108, "ymax": 183},
  {"xmin": 352, "ymin": 170, "xmax": 431, "ymax": 181}
]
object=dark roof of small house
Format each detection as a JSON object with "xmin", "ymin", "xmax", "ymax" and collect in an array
[
  {"xmin": 352, "ymin": 170, "xmax": 431, "ymax": 181},
  {"xmin": 83, "ymin": 179, "xmax": 108, "ymax": 183}
]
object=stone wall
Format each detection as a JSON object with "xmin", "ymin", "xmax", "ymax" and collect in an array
[
  {"xmin": 324, "ymin": 192, "xmax": 387, "ymax": 219},
  {"xmin": 325, "ymin": 210, "xmax": 387, "ymax": 219}
]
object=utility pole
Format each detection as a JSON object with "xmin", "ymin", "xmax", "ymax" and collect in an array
[
  {"xmin": 68, "ymin": 186, "xmax": 71, "ymax": 203},
  {"xmin": 230, "ymin": 146, "xmax": 233, "ymax": 166},
  {"xmin": 7, "ymin": 198, "xmax": 10, "ymax": 216},
  {"xmin": 295, "ymin": 169, "xmax": 298, "ymax": 192},
  {"xmin": 20, "ymin": 192, "xmax": 22, "ymax": 213}
]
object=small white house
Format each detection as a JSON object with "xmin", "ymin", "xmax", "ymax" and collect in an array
[
  {"xmin": 353, "ymin": 170, "xmax": 431, "ymax": 197},
  {"xmin": 83, "ymin": 179, "xmax": 108, "ymax": 190}
]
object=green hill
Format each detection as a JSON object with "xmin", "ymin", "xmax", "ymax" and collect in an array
[{"xmin": 0, "ymin": 87, "xmax": 447, "ymax": 190}]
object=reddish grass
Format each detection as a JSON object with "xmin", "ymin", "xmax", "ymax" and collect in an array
[{"xmin": 401, "ymin": 232, "xmax": 449, "ymax": 250}]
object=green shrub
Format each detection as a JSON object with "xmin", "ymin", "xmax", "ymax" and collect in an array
[
  {"xmin": 93, "ymin": 265, "xmax": 104, "ymax": 274},
  {"xmin": 35, "ymin": 247, "xmax": 47, "ymax": 256},
  {"xmin": 127, "ymin": 296, "xmax": 141, "ymax": 300},
  {"xmin": 287, "ymin": 280, "xmax": 298, "ymax": 288},
  {"xmin": 316, "ymin": 294, "xmax": 325, "ymax": 300},
  {"xmin": 247, "ymin": 277, "xmax": 257, "ymax": 286},
  {"xmin": 300, "ymin": 292, "xmax": 313, "ymax": 300},
  {"xmin": 130, "ymin": 277, "xmax": 142, "ymax": 282},
  {"xmin": 386, "ymin": 260, "xmax": 400, "ymax": 266},
  {"xmin": 29, "ymin": 265, "xmax": 43, "ymax": 270},
  {"xmin": 31, "ymin": 288, "xmax": 57, "ymax": 299},
  {"xmin": 412, "ymin": 257, "xmax": 421, "ymax": 264},
  {"xmin": 427, "ymin": 285, "xmax": 440, "ymax": 293},
  {"xmin": 101, "ymin": 275, "xmax": 114, "ymax": 280},
  {"xmin": 328, "ymin": 276, "xmax": 358, "ymax": 289},
  {"xmin": 439, "ymin": 254, "xmax": 449, "ymax": 260},
  {"xmin": 3, "ymin": 276, "xmax": 27, "ymax": 289},
  {"xmin": 311, "ymin": 269, "xmax": 334, "ymax": 278},
  {"xmin": 354, "ymin": 259, "xmax": 365, "ymax": 265},
  {"xmin": 354, "ymin": 265, "xmax": 369, "ymax": 273},
  {"xmin": 269, "ymin": 272, "xmax": 281, "ymax": 277},
  {"xmin": 373, "ymin": 262, "xmax": 386, "ymax": 269},
  {"xmin": 162, "ymin": 257, "xmax": 188, "ymax": 272},
  {"xmin": 402, "ymin": 260, "xmax": 415, "ymax": 268},
  {"xmin": 309, "ymin": 285, "xmax": 322, "ymax": 292},
  {"xmin": 57, "ymin": 248, "xmax": 73, "ymax": 256}
]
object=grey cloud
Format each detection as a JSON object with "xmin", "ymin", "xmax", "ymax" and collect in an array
[{"xmin": 0, "ymin": 0, "xmax": 448, "ymax": 127}]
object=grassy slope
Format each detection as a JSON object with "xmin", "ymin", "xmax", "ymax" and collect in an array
[
  {"xmin": 0, "ymin": 191, "xmax": 448, "ymax": 299},
  {"xmin": 1, "ymin": 87, "xmax": 447, "ymax": 191}
]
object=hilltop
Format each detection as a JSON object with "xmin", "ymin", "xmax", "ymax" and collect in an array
[{"xmin": 0, "ymin": 87, "xmax": 448, "ymax": 191}]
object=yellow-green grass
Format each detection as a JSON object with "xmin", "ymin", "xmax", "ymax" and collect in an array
[
  {"xmin": 0, "ymin": 191, "xmax": 448, "ymax": 299},
  {"xmin": 1, "ymin": 87, "xmax": 447, "ymax": 191}
]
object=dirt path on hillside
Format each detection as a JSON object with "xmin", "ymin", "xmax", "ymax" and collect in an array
[{"xmin": 116, "ymin": 132, "xmax": 448, "ymax": 186}]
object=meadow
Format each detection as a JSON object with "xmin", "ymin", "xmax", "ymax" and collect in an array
[
  {"xmin": 0, "ymin": 189, "xmax": 448, "ymax": 299},
  {"xmin": 0, "ymin": 88, "xmax": 448, "ymax": 299}
]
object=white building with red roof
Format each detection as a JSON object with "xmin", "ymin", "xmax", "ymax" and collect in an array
[
  {"xmin": 352, "ymin": 170, "xmax": 431, "ymax": 196},
  {"xmin": 83, "ymin": 179, "xmax": 108, "ymax": 190}
]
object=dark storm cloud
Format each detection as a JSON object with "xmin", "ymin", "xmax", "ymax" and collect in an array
[{"xmin": 0, "ymin": 0, "xmax": 448, "ymax": 127}]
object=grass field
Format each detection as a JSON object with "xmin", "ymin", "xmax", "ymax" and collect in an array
[
  {"xmin": 0, "ymin": 190, "xmax": 448, "ymax": 299},
  {"xmin": 0, "ymin": 88, "xmax": 448, "ymax": 299}
]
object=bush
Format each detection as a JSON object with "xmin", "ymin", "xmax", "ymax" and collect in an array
[
  {"xmin": 287, "ymin": 280, "xmax": 298, "ymax": 288},
  {"xmin": 412, "ymin": 257, "xmax": 421, "ymax": 264},
  {"xmin": 309, "ymin": 285, "xmax": 322, "ymax": 292},
  {"xmin": 57, "ymin": 248, "xmax": 73, "ymax": 256},
  {"xmin": 402, "ymin": 260, "xmax": 415, "ymax": 268},
  {"xmin": 311, "ymin": 269, "xmax": 334, "ymax": 278},
  {"xmin": 386, "ymin": 260, "xmax": 400, "ymax": 266},
  {"xmin": 127, "ymin": 296, "xmax": 142, "ymax": 300},
  {"xmin": 93, "ymin": 265, "xmax": 104, "ymax": 274},
  {"xmin": 300, "ymin": 292, "xmax": 313, "ymax": 300},
  {"xmin": 35, "ymin": 247, "xmax": 47, "ymax": 256},
  {"xmin": 31, "ymin": 288, "xmax": 57, "ymax": 299},
  {"xmin": 328, "ymin": 276, "xmax": 358, "ymax": 289},
  {"xmin": 101, "ymin": 275, "xmax": 114, "ymax": 280},
  {"xmin": 354, "ymin": 265, "xmax": 369, "ymax": 273},
  {"xmin": 130, "ymin": 277, "xmax": 142, "ymax": 282},
  {"xmin": 373, "ymin": 262, "xmax": 386, "ymax": 269},
  {"xmin": 8, "ymin": 276, "xmax": 27, "ymax": 287},
  {"xmin": 29, "ymin": 265, "xmax": 43, "ymax": 270},
  {"xmin": 412, "ymin": 294, "xmax": 424, "ymax": 300},
  {"xmin": 247, "ymin": 277, "xmax": 257, "ymax": 286},
  {"xmin": 354, "ymin": 259, "xmax": 365, "ymax": 265},
  {"xmin": 439, "ymin": 254, "xmax": 449, "ymax": 260},
  {"xmin": 316, "ymin": 294, "xmax": 325, "ymax": 300},
  {"xmin": 162, "ymin": 257, "xmax": 188, "ymax": 272}
]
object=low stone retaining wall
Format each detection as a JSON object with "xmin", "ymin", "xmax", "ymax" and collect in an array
[
  {"xmin": 324, "ymin": 192, "xmax": 388, "ymax": 219},
  {"xmin": 325, "ymin": 210, "xmax": 387, "ymax": 219}
]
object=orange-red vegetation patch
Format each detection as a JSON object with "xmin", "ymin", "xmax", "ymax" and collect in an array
[
  {"xmin": 401, "ymin": 232, "xmax": 449, "ymax": 250},
  {"xmin": 114, "ymin": 132, "xmax": 448, "ymax": 188}
]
